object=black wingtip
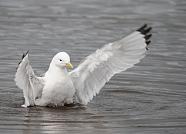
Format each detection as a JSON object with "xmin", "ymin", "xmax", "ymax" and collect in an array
[
  {"xmin": 145, "ymin": 34, "xmax": 152, "ymax": 40},
  {"xmin": 25, "ymin": 50, "xmax": 29, "ymax": 55},
  {"xmin": 137, "ymin": 24, "xmax": 152, "ymax": 48},
  {"xmin": 21, "ymin": 53, "xmax": 25, "ymax": 60},
  {"xmin": 19, "ymin": 50, "xmax": 29, "ymax": 65},
  {"xmin": 137, "ymin": 24, "xmax": 152, "ymax": 35},
  {"xmin": 137, "ymin": 24, "xmax": 147, "ymax": 32},
  {"xmin": 18, "ymin": 61, "xmax": 22, "ymax": 65},
  {"xmin": 21, "ymin": 50, "xmax": 29, "ymax": 60},
  {"xmin": 146, "ymin": 40, "xmax": 151, "ymax": 45},
  {"xmin": 144, "ymin": 27, "xmax": 152, "ymax": 34}
]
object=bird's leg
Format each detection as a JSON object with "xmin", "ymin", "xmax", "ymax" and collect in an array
[
  {"xmin": 21, "ymin": 104, "xmax": 29, "ymax": 108},
  {"xmin": 21, "ymin": 96, "xmax": 31, "ymax": 108}
]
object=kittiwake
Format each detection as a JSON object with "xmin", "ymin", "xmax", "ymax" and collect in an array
[{"xmin": 15, "ymin": 24, "xmax": 152, "ymax": 107}]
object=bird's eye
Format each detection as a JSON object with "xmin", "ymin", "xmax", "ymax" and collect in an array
[{"xmin": 59, "ymin": 59, "xmax": 62, "ymax": 61}]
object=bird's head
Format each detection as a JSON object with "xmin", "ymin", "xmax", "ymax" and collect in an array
[{"xmin": 52, "ymin": 52, "xmax": 73, "ymax": 69}]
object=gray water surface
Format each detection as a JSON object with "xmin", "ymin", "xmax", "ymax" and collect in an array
[{"xmin": 0, "ymin": 0, "xmax": 186, "ymax": 134}]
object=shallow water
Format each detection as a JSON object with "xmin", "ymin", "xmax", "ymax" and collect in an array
[{"xmin": 0, "ymin": 0, "xmax": 186, "ymax": 133}]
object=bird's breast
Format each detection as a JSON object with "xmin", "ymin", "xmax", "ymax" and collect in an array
[{"xmin": 43, "ymin": 74, "xmax": 75, "ymax": 95}]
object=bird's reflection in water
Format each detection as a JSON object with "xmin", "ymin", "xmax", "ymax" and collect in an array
[{"xmin": 22, "ymin": 104, "xmax": 108, "ymax": 134}]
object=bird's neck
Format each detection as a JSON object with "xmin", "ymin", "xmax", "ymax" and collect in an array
[{"xmin": 46, "ymin": 63, "xmax": 68, "ymax": 78}]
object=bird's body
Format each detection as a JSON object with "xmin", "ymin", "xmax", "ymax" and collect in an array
[
  {"xmin": 35, "ymin": 68, "xmax": 75, "ymax": 106},
  {"xmin": 15, "ymin": 24, "xmax": 152, "ymax": 107}
]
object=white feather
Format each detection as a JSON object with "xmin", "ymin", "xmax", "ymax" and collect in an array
[
  {"xmin": 70, "ymin": 31, "xmax": 148, "ymax": 105},
  {"xmin": 15, "ymin": 54, "xmax": 44, "ymax": 107},
  {"xmin": 15, "ymin": 25, "xmax": 151, "ymax": 107}
]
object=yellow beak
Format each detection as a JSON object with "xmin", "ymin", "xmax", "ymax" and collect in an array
[{"xmin": 66, "ymin": 62, "xmax": 73, "ymax": 69}]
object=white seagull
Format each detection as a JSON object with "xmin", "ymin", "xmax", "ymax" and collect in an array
[{"xmin": 15, "ymin": 24, "xmax": 152, "ymax": 107}]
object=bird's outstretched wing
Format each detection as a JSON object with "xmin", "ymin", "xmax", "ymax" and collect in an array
[
  {"xmin": 70, "ymin": 24, "xmax": 152, "ymax": 105},
  {"xmin": 15, "ymin": 51, "xmax": 44, "ymax": 107}
]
